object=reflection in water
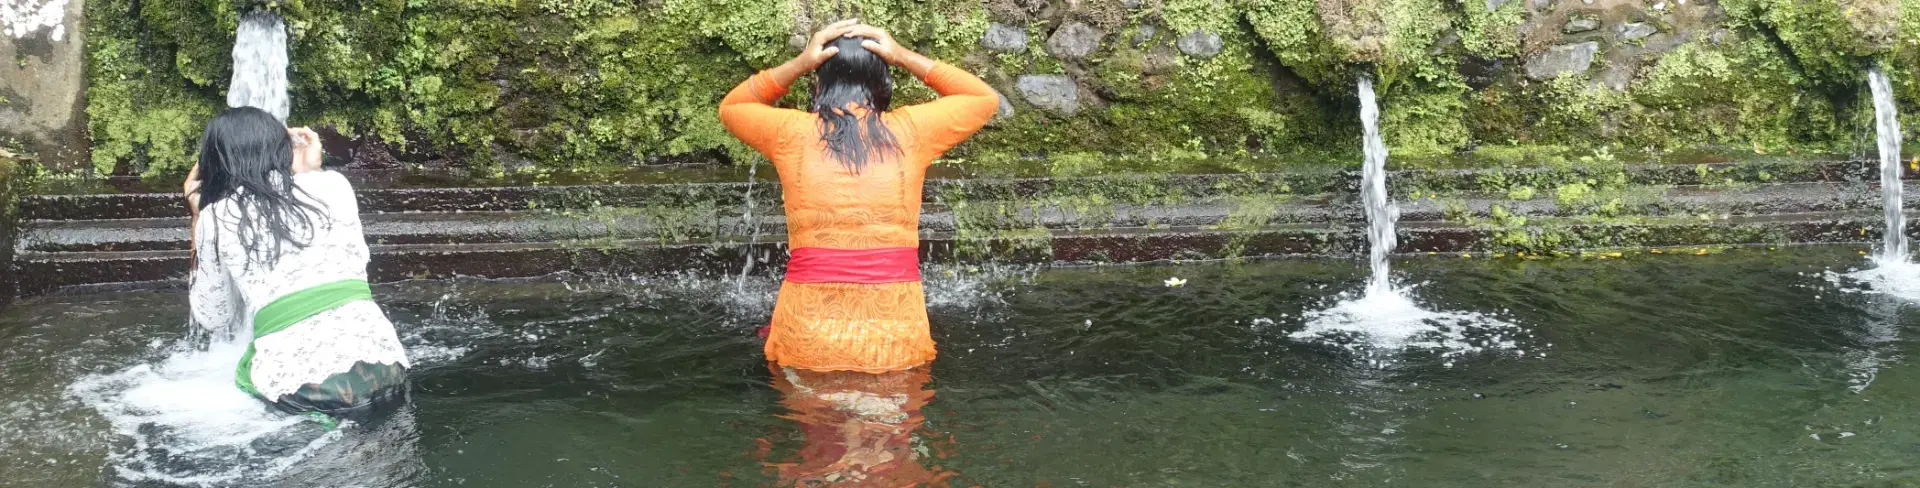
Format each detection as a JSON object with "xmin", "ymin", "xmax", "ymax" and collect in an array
[
  {"xmin": 266, "ymin": 403, "xmax": 429, "ymax": 488},
  {"xmin": 1845, "ymin": 295, "xmax": 1903, "ymax": 393},
  {"xmin": 764, "ymin": 365, "xmax": 955, "ymax": 487}
]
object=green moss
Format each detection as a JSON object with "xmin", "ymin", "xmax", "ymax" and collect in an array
[
  {"xmin": 1243, "ymin": 0, "xmax": 1351, "ymax": 86},
  {"xmin": 1627, "ymin": 36, "xmax": 1844, "ymax": 152},
  {"xmin": 1719, "ymin": 0, "xmax": 1892, "ymax": 87},
  {"xmin": 1379, "ymin": 59, "xmax": 1471, "ymax": 157},
  {"xmin": 1161, "ymin": 0, "xmax": 1239, "ymax": 35},
  {"xmin": 85, "ymin": 0, "xmax": 225, "ymax": 175},
  {"xmin": 963, "ymin": 28, "xmax": 1294, "ymax": 171},
  {"xmin": 77, "ymin": 0, "xmax": 1898, "ymax": 177},
  {"xmin": 1454, "ymin": 0, "xmax": 1525, "ymax": 58}
]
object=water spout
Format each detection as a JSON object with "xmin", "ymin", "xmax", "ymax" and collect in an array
[
  {"xmin": 1869, "ymin": 67, "xmax": 1905, "ymax": 261},
  {"xmin": 1358, "ymin": 76, "xmax": 1398, "ymax": 297},
  {"xmin": 1291, "ymin": 75, "xmax": 1532, "ymax": 360},
  {"xmin": 228, "ymin": 11, "xmax": 290, "ymax": 122}
]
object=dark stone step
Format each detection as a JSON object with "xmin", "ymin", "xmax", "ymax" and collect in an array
[
  {"xmin": 16, "ymin": 160, "xmax": 1890, "ymax": 222},
  {"xmin": 16, "ymin": 211, "xmax": 1912, "ymax": 296},
  {"xmin": 16, "ymin": 180, "xmax": 1904, "ymax": 254}
]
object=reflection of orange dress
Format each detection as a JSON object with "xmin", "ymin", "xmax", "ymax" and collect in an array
[
  {"xmin": 764, "ymin": 365, "xmax": 956, "ymax": 486},
  {"xmin": 720, "ymin": 62, "xmax": 998, "ymax": 372}
]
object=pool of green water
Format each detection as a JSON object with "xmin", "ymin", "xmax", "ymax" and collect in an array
[{"xmin": 4, "ymin": 246, "xmax": 1919, "ymax": 487}]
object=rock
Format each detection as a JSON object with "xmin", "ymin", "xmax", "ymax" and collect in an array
[
  {"xmin": 1015, "ymin": 75, "xmax": 1079, "ymax": 115},
  {"xmin": 1175, "ymin": 30, "xmax": 1224, "ymax": 58},
  {"xmin": 1143, "ymin": 47, "xmax": 1180, "ymax": 75},
  {"xmin": 981, "ymin": 23, "xmax": 1028, "ymax": 53},
  {"xmin": 788, "ymin": 34, "xmax": 807, "ymax": 52},
  {"xmin": 1563, "ymin": 18, "xmax": 1600, "ymax": 33},
  {"xmin": 1530, "ymin": 0, "xmax": 1554, "ymax": 9},
  {"xmin": 0, "ymin": 0, "xmax": 90, "ymax": 170},
  {"xmin": 992, "ymin": 92, "xmax": 1017, "ymax": 124},
  {"xmin": 1045, "ymin": 22, "xmax": 1104, "ymax": 60},
  {"xmin": 1132, "ymin": 24, "xmax": 1156, "ymax": 47},
  {"xmin": 1641, "ymin": 32, "xmax": 1684, "ymax": 55},
  {"xmin": 1484, "ymin": 0, "xmax": 1510, "ymax": 11},
  {"xmin": 1597, "ymin": 64, "xmax": 1635, "ymax": 91},
  {"xmin": 1525, "ymin": 41, "xmax": 1600, "ymax": 80},
  {"xmin": 1459, "ymin": 56, "xmax": 1504, "ymax": 90},
  {"xmin": 1619, "ymin": 22, "xmax": 1658, "ymax": 41},
  {"xmin": 1124, "ymin": 0, "xmax": 1145, "ymax": 8}
]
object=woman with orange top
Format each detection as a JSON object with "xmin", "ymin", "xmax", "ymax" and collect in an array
[{"xmin": 720, "ymin": 20, "xmax": 999, "ymax": 373}]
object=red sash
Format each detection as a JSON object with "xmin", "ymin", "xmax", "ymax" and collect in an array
[
  {"xmin": 782, "ymin": 247, "xmax": 922, "ymax": 284},
  {"xmin": 758, "ymin": 247, "xmax": 920, "ymax": 338}
]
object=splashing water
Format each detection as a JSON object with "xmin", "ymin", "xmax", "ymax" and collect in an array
[
  {"xmin": 64, "ymin": 337, "xmax": 339, "ymax": 485},
  {"xmin": 228, "ymin": 12, "xmax": 290, "ymax": 122},
  {"xmin": 737, "ymin": 158, "xmax": 765, "ymax": 294},
  {"xmin": 1293, "ymin": 76, "xmax": 1531, "ymax": 360}
]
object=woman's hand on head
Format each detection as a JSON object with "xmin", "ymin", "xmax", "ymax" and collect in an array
[
  {"xmin": 849, "ymin": 24, "xmax": 931, "ymax": 73},
  {"xmin": 847, "ymin": 25, "xmax": 900, "ymax": 64},
  {"xmin": 794, "ymin": 18, "xmax": 860, "ymax": 71},
  {"xmin": 287, "ymin": 127, "xmax": 325, "ymax": 173}
]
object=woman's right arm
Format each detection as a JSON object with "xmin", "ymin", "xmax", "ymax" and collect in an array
[{"xmin": 719, "ymin": 19, "xmax": 862, "ymax": 156}]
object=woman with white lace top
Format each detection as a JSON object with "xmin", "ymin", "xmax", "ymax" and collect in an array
[{"xmin": 184, "ymin": 106, "xmax": 410, "ymax": 420}]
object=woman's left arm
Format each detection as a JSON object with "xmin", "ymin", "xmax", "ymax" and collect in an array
[
  {"xmin": 187, "ymin": 208, "xmax": 239, "ymax": 332},
  {"xmin": 852, "ymin": 25, "xmax": 998, "ymax": 161},
  {"xmin": 184, "ymin": 163, "xmax": 202, "ymax": 269}
]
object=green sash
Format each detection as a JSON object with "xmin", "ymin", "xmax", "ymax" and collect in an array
[{"xmin": 236, "ymin": 279, "xmax": 374, "ymax": 398}]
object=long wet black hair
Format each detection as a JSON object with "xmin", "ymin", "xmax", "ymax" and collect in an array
[
  {"xmin": 811, "ymin": 36, "xmax": 902, "ymax": 174},
  {"xmin": 195, "ymin": 106, "xmax": 323, "ymax": 264}
]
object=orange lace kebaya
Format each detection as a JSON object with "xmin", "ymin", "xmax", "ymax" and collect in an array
[{"xmin": 720, "ymin": 29, "xmax": 997, "ymax": 373}]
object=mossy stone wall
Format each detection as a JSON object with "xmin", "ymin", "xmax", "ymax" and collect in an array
[{"xmin": 74, "ymin": 0, "xmax": 1920, "ymax": 177}]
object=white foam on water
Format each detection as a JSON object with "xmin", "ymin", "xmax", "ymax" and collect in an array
[
  {"xmin": 1293, "ymin": 284, "xmax": 1532, "ymax": 360},
  {"xmin": 1834, "ymin": 257, "xmax": 1920, "ymax": 302},
  {"xmin": 64, "ymin": 338, "xmax": 337, "ymax": 486}
]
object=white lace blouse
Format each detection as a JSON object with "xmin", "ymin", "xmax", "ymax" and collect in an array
[{"xmin": 189, "ymin": 170, "xmax": 411, "ymax": 400}]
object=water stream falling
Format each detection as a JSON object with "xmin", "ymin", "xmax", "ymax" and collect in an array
[
  {"xmin": 1841, "ymin": 67, "xmax": 1920, "ymax": 299},
  {"xmin": 1292, "ymin": 76, "xmax": 1531, "ymax": 361},
  {"xmin": 736, "ymin": 158, "xmax": 764, "ymax": 294},
  {"xmin": 1358, "ymin": 76, "xmax": 1398, "ymax": 297},
  {"xmin": 1870, "ymin": 67, "xmax": 1906, "ymax": 262},
  {"xmin": 227, "ymin": 12, "xmax": 290, "ymax": 122}
]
